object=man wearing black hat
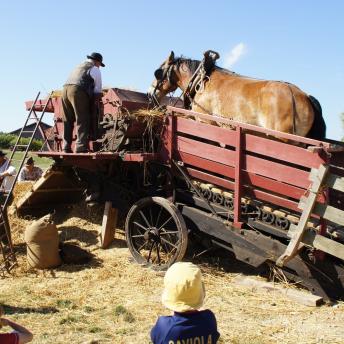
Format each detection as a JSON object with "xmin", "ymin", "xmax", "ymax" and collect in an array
[
  {"xmin": 18, "ymin": 157, "xmax": 43, "ymax": 182},
  {"xmin": 62, "ymin": 52, "xmax": 105, "ymax": 153}
]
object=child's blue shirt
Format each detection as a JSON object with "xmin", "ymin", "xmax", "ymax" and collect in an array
[{"xmin": 151, "ymin": 309, "xmax": 220, "ymax": 344}]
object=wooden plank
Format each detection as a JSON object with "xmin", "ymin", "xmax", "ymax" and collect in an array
[
  {"xmin": 234, "ymin": 276, "xmax": 323, "ymax": 306},
  {"xmin": 326, "ymin": 173, "xmax": 344, "ymax": 192},
  {"xmin": 168, "ymin": 107, "xmax": 330, "ymax": 147},
  {"xmin": 176, "ymin": 115, "xmax": 236, "ymax": 146},
  {"xmin": 277, "ymin": 165, "xmax": 329, "ymax": 266},
  {"xmin": 177, "ymin": 151, "xmax": 309, "ymax": 201},
  {"xmin": 29, "ymin": 188, "xmax": 84, "ymax": 193},
  {"xmin": 176, "ymin": 136, "xmax": 311, "ymax": 189},
  {"xmin": 310, "ymin": 234, "xmax": 344, "ymax": 261},
  {"xmin": 288, "ymin": 226, "xmax": 344, "ymax": 261},
  {"xmin": 186, "ymin": 167, "xmax": 301, "ymax": 212},
  {"xmin": 36, "ymin": 151, "xmax": 120, "ymax": 160},
  {"xmin": 100, "ymin": 201, "xmax": 118, "ymax": 249},
  {"xmin": 123, "ymin": 153, "xmax": 159, "ymax": 162},
  {"xmin": 330, "ymin": 154, "xmax": 344, "ymax": 169},
  {"xmin": 176, "ymin": 116, "xmax": 324, "ymax": 169},
  {"xmin": 244, "ymin": 134, "xmax": 324, "ymax": 169},
  {"xmin": 313, "ymin": 203, "xmax": 344, "ymax": 226},
  {"xmin": 16, "ymin": 170, "xmax": 84, "ymax": 210},
  {"xmin": 299, "ymin": 196, "xmax": 344, "ymax": 226},
  {"xmin": 233, "ymin": 127, "xmax": 243, "ymax": 226}
]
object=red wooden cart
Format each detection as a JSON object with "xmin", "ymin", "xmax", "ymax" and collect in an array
[{"xmin": 25, "ymin": 88, "xmax": 344, "ymax": 299}]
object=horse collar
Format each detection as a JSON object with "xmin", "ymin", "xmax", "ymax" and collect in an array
[{"xmin": 184, "ymin": 60, "xmax": 213, "ymax": 109}]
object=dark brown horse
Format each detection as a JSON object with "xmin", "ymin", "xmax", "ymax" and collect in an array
[{"xmin": 148, "ymin": 51, "xmax": 326, "ymax": 139}]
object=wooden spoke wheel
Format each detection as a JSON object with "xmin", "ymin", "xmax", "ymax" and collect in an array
[{"xmin": 125, "ymin": 197, "xmax": 188, "ymax": 270}]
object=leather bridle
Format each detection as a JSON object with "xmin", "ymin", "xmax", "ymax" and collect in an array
[
  {"xmin": 150, "ymin": 51, "xmax": 219, "ymax": 108},
  {"xmin": 150, "ymin": 63, "xmax": 177, "ymax": 106}
]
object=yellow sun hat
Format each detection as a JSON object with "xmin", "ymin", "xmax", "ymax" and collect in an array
[{"xmin": 162, "ymin": 262, "xmax": 205, "ymax": 312}]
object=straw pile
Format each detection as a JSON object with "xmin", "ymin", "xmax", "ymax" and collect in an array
[
  {"xmin": 7, "ymin": 182, "xmax": 36, "ymax": 244},
  {"xmin": 1, "ymin": 195, "xmax": 344, "ymax": 343}
]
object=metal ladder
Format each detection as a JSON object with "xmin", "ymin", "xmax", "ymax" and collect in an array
[
  {"xmin": 0, "ymin": 91, "xmax": 53, "ymax": 273},
  {"xmin": 0, "ymin": 206, "xmax": 16, "ymax": 276}
]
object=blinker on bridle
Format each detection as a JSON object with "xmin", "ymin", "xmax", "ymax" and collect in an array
[{"xmin": 150, "ymin": 62, "xmax": 176, "ymax": 106}]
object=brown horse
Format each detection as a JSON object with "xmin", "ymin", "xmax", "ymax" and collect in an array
[{"xmin": 148, "ymin": 51, "xmax": 326, "ymax": 139}]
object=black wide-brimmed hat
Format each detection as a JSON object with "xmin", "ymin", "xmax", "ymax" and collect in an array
[
  {"xmin": 0, "ymin": 150, "xmax": 6, "ymax": 157},
  {"xmin": 25, "ymin": 157, "xmax": 34, "ymax": 165},
  {"xmin": 87, "ymin": 52, "xmax": 105, "ymax": 67}
]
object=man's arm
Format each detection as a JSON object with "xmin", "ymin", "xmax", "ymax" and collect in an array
[
  {"xmin": 89, "ymin": 66, "xmax": 102, "ymax": 95},
  {"xmin": 18, "ymin": 169, "xmax": 25, "ymax": 182},
  {"xmin": 1, "ymin": 165, "xmax": 16, "ymax": 178},
  {"xmin": 1, "ymin": 318, "xmax": 33, "ymax": 344}
]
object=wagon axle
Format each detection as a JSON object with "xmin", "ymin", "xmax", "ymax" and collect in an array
[{"xmin": 143, "ymin": 227, "xmax": 161, "ymax": 243}]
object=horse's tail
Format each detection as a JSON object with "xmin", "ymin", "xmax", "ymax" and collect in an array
[{"xmin": 306, "ymin": 95, "xmax": 326, "ymax": 140}]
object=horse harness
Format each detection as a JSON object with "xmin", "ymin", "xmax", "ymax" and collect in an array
[
  {"xmin": 182, "ymin": 50, "xmax": 220, "ymax": 109},
  {"xmin": 285, "ymin": 82, "xmax": 297, "ymax": 135},
  {"xmin": 152, "ymin": 51, "xmax": 220, "ymax": 109}
]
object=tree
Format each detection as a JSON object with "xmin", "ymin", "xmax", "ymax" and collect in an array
[{"xmin": 0, "ymin": 132, "xmax": 43, "ymax": 151}]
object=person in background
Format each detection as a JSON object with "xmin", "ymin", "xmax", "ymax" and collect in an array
[
  {"xmin": 61, "ymin": 52, "xmax": 105, "ymax": 153},
  {"xmin": 0, "ymin": 151, "xmax": 16, "ymax": 193},
  {"xmin": 151, "ymin": 262, "xmax": 220, "ymax": 344},
  {"xmin": 18, "ymin": 157, "xmax": 43, "ymax": 182},
  {"xmin": 0, "ymin": 316, "xmax": 33, "ymax": 343}
]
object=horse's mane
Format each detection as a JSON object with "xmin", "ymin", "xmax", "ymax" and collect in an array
[
  {"xmin": 215, "ymin": 65, "xmax": 241, "ymax": 76},
  {"xmin": 175, "ymin": 56, "xmax": 240, "ymax": 77},
  {"xmin": 175, "ymin": 57, "xmax": 201, "ymax": 74}
]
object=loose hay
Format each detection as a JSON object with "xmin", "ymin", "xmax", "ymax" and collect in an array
[
  {"xmin": 1, "ymin": 194, "xmax": 344, "ymax": 343},
  {"xmin": 11, "ymin": 181, "xmax": 34, "ymax": 200},
  {"xmin": 132, "ymin": 108, "xmax": 165, "ymax": 119}
]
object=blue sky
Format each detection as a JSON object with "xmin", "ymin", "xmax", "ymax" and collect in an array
[{"xmin": 1, "ymin": 0, "xmax": 343, "ymax": 140}]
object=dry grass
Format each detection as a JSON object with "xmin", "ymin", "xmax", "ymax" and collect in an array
[
  {"xmin": 132, "ymin": 109, "xmax": 165, "ymax": 119},
  {"xmin": 1, "ymin": 193, "xmax": 344, "ymax": 343}
]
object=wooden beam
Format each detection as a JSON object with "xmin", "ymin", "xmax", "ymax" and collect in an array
[
  {"xmin": 276, "ymin": 164, "xmax": 329, "ymax": 267},
  {"xmin": 310, "ymin": 169, "xmax": 344, "ymax": 192},
  {"xmin": 100, "ymin": 201, "xmax": 118, "ymax": 249},
  {"xmin": 234, "ymin": 276, "xmax": 323, "ymax": 307},
  {"xmin": 26, "ymin": 188, "xmax": 84, "ymax": 193},
  {"xmin": 288, "ymin": 226, "xmax": 344, "ymax": 261},
  {"xmin": 327, "ymin": 174, "xmax": 344, "ymax": 192},
  {"xmin": 299, "ymin": 196, "xmax": 344, "ymax": 226}
]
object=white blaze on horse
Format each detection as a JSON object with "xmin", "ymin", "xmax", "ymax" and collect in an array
[{"xmin": 148, "ymin": 51, "xmax": 326, "ymax": 140}]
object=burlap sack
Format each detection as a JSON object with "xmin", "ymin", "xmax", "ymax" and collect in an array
[{"xmin": 24, "ymin": 214, "xmax": 61, "ymax": 269}]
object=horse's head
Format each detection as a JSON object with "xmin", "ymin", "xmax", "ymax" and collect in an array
[
  {"xmin": 148, "ymin": 51, "xmax": 180, "ymax": 105},
  {"xmin": 148, "ymin": 50, "xmax": 220, "ymax": 106}
]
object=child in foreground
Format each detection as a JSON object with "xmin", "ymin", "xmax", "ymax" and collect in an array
[
  {"xmin": 0, "ymin": 316, "xmax": 33, "ymax": 344},
  {"xmin": 151, "ymin": 262, "xmax": 220, "ymax": 344}
]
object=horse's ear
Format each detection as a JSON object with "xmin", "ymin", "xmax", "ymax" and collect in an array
[{"xmin": 167, "ymin": 51, "xmax": 175, "ymax": 64}]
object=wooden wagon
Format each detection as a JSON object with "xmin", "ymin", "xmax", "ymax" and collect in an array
[{"xmin": 23, "ymin": 88, "xmax": 344, "ymax": 300}]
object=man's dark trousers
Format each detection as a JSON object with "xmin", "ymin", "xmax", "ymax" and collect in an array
[{"xmin": 62, "ymin": 84, "xmax": 91, "ymax": 152}]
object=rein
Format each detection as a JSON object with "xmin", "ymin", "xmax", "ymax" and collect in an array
[{"xmin": 182, "ymin": 61, "xmax": 208, "ymax": 109}]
